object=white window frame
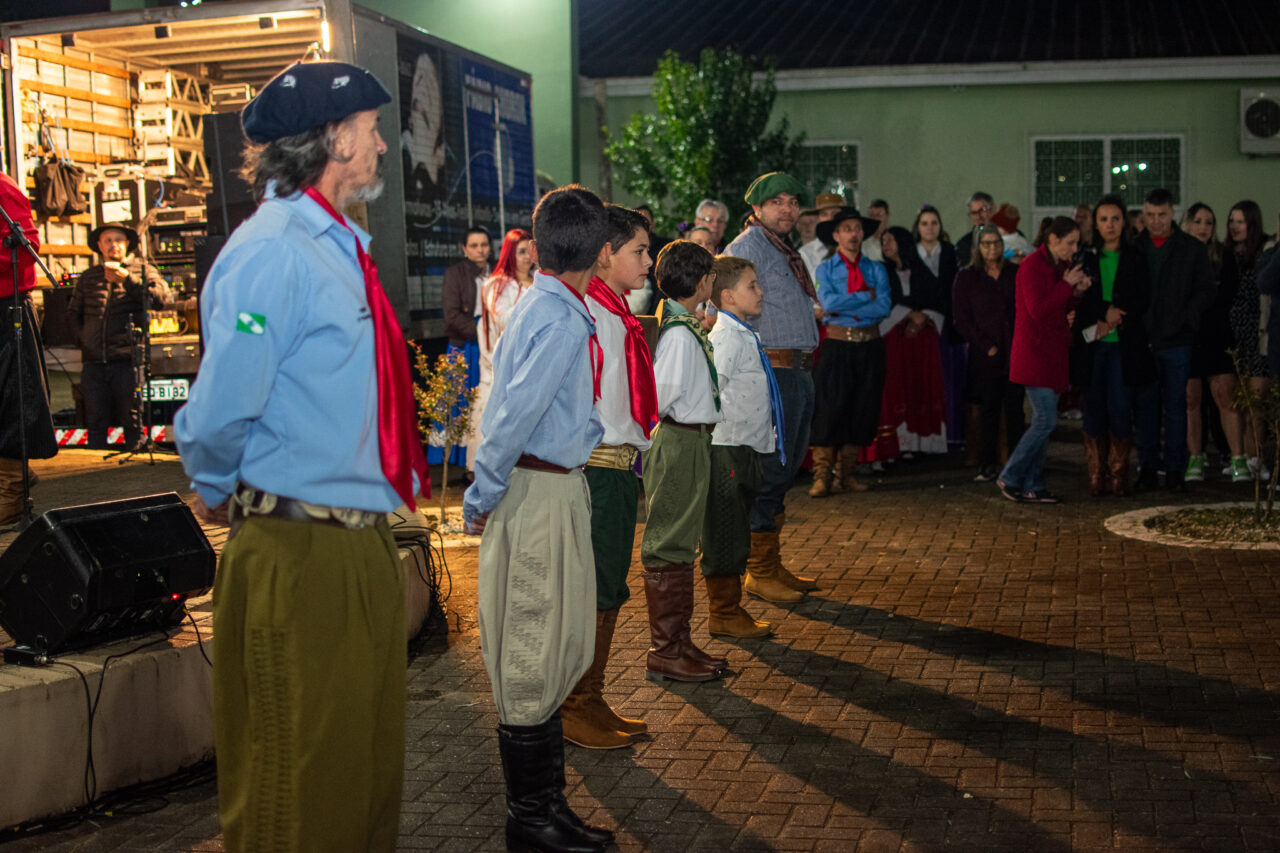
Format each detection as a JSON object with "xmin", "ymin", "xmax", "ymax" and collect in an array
[
  {"xmin": 1029, "ymin": 132, "xmax": 1187, "ymax": 225},
  {"xmin": 797, "ymin": 139, "xmax": 862, "ymax": 209}
]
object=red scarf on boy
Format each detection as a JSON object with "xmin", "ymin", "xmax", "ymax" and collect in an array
[{"xmin": 587, "ymin": 276, "xmax": 658, "ymax": 437}]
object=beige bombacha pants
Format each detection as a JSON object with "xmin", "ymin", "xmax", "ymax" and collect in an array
[{"xmin": 478, "ymin": 466, "xmax": 596, "ymax": 725}]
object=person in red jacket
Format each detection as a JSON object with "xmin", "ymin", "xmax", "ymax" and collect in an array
[
  {"xmin": 0, "ymin": 170, "xmax": 57, "ymax": 524},
  {"xmin": 997, "ymin": 217, "xmax": 1093, "ymax": 503}
]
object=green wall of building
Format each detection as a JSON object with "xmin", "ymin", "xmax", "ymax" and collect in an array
[
  {"xmin": 366, "ymin": 0, "xmax": 577, "ymax": 186},
  {"xmin": 581, "ymin": 76, "xmax": 1279, "ymax": 235}
]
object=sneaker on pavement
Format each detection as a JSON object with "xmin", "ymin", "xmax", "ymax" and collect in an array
[
  {"xmin": 999, "ymin": 481, "xmax": 1025, "ymax": 502},
  {"xmin": 1024, "ymin": 489, "xmax": 1062, "ymax": 504},
  {"xmin": 1185, "ymin": 454, "xmax": 1205, "ymax": 482},
  {"xmin": 1231, "ymin": 455, "xmax": 1252, "ymax": 483},
  {"xmin": 974, "ymin": 465, "xmax": 997, "ymax": 483},
  {"xmin": 1248, "ymin": 456, "xmax": 1272, "ymax": 482}
]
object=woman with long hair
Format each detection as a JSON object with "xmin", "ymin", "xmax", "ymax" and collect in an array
[
  {"xmin": 1180, "ymin": 202, "xmax": 1241, "ymax": 482},
  {"xmin": 912, "ymin": 204, "xmax": 964, "ymax": 450},
  {"xmin": 952, "ymin": 224, "xmax": 1024, "ymax": 482},
  {"xmin": 468, "ymin": 228, "xmax": 535, "ymax": 465},
  {"xmin": 1071, "ymin": 195, "xmax": 1149, "ymax": 496},
  {"xmin": 998, "ymin": 217, "xmax": 1092, "ymax": 503},
  {"xmin": 1224, "ymin": 200, "xmax": 1275, "ymax": 480},
  {"xmin": 878, "ymin": 225, "xmax": 947, "ymax": 458}
]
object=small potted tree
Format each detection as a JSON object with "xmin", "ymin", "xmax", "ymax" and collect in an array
[{"xmin": 411, "ymin": 343, "xmax": 476, "ymax": 531}]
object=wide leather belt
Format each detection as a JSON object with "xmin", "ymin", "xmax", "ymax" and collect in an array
[
  {"xmin": 515, "ymin": 453, "xmax": 578, "ymax": 474},
  {"xmin": 587, "ymin": 444, "xmax": 640, "ymax": 470},
  {"xmin": 231, "ymin": 483, "xmax": 381, "ymax": 530},
  {"xmin": 825, "ymin": 323, "xmax": 881, "ymax": 342},
  {"xmin": 660, "ymin": 415, "xmax": 715, "ymax": 433},
  {"xmin": 763, "ymin": 348, "xmax": 814, "ymax": 371}
]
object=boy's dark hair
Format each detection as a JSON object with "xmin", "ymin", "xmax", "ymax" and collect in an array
[
  {"xmin": 655, "ymin": 239, "xmax": 713, "ymax": 300},
  {"xmin": 1144, "ymin": 188, "xmax": 1174, "ymax": 208},
  {"xmin": 869, "ymin": 198, "xmax": 889, "ymax": 213},
  {"xmin": 532, "ymin": 184, "xmax": 608, "ymax": 272},
  {"xmin": 604, "ymin": 204, "xmax": 649, "ymax": 252},
  {"xmin": 710, "ymin": 255, "xmax": 754, "ymax": 309},
  {"xmin": 463, "ymin": 226, "xmax": 490, "ymax": 243}
]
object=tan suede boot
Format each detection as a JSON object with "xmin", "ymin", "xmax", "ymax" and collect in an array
[
  {"xmin": 838, "ymin": 444, "xmax": 870, "ymax": 492},
  {"xmin": 560, "ymin": 610, "xmax": 632, "ymax": 749},
  {"xmin": 743, "ymin": 530, "xmax": 804, "ymax": 603},
  {"xmin": 585, "ymin": 609, "xmax": 647, "ymax": 735},
  {"xmin": 807, "ymin": 447, "xmax": 833, "ymax": 497},
  {"xmin": 705, "ymin": 574, "xmax": 772, "ymax": 638},
  {"xmin": 770, "ymin": 512, "xmax": 819, "ymax": 592}
]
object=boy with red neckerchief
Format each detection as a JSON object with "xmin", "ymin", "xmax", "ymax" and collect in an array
[{"xmin": 558, "ymin": 204, "xmax": 659, "ymax": 750}]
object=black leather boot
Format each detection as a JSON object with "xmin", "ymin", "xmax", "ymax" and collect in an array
[
  {"xmin": 497, "ymin": 718, "xmax": 611, "ymax": 852},
  {"xmin": 547, "ymin": 713, "xmax": 616, "ymax": 845}
]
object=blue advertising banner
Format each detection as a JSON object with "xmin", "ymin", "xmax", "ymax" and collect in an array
[{"xmin": 397, "ymin": 32, "xmax": 536, "ymax": 317}]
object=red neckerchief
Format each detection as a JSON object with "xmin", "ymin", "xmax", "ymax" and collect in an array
[
  {"xmin": 587, "ymin": 276, "xmax": 658, "ymax": 438},
  {"xmin": 550, "ymin": 274, "xmax": 604, "ymax": 402},
  {"xmin": 839, "ymin": 250, "xmax": 868, "ymax": 293},
  {"xmin": 303, "ymin": 187, "xmax": 429, "ymax": 507}
]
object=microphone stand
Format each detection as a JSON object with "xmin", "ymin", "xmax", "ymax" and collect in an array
[{"xmin": 2, "ymin": 200, "xmax": 59, "ymax": 532}]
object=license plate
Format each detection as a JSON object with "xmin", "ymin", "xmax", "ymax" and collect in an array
[{"xmin": 145, "ymin": 378, "xmax": 190, "ymax": 401}]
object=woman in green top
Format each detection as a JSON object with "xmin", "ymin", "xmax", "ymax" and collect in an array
[{"xmin": 1072, "ymin": 195, "xmax": 1152, "ymax": 496}]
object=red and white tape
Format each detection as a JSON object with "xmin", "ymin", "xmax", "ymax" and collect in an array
[{"xmin": 56, "ymin": 426, "xmax": 169, "ymax": 446}]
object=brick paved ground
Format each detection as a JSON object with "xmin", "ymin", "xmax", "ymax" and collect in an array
[{"xmin": 5, "ymin": 440, "xmax": 1280, "ymax": 852}]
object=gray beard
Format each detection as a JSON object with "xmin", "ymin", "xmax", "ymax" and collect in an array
[{"xmin": 349, "ymin": 179, "xmax": 385, "ymax": 204}]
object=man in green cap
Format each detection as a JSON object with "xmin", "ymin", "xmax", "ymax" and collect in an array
[{"xmin": 724, "ymin": 172, "xmax": 822, "ymax": 605}]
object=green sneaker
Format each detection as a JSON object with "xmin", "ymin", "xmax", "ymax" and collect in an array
[
  {"xmin": 1230, "ymin": 455, "xmax": 1252, "ymax": 483},
  {"xmin": 1185, "ymin": 454, "xmax": 1205, "ymax": 482}
]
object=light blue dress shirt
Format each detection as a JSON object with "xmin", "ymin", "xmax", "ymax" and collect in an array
[
  {"xmin": 463, "ymin": 272, "xmax": 604, "ymax": 523},
  {"xmin": 174, "ymin": 187, "xmax": 405, "ymax": 512},
  {"xmin": 815, "ymin": 252, "xmax": 892, "ymax": 327},
  {"xmin": 723, "ymin": 226, "xmax": 820, "ymax": 350}
]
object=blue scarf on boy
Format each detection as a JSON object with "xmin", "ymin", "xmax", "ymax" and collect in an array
[{"xmin": 717, "ymin": 309, "xmax": 787, "ymax": 465}]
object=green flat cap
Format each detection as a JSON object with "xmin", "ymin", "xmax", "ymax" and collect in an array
[{"xmin": 744, "ymin": 172, "xmax": 807, "ymax": 206}]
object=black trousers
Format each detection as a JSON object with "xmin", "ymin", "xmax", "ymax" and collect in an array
[
  {"xmin": 810, "ymin": 336, "xmax": 886, "ymax": 448},
  {"xmin": 972, "ymin": 375, "xmax": 1025, "ymax": 469},
  {"xmin": 81, "ymin": 360, "xmax": 140, "ymax": 449}
]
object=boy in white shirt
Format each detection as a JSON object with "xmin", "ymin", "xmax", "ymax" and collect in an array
[
  {"xmin": 560, "ymin": 205, "xmax": 657, "ymax": 749},
  {"xmin": 704, "ymin": 256, "xmax": 785, "ymax": 634},
  {"xmin": 640, "ymin": 240, "xmax": 726, "ymax": 683}
]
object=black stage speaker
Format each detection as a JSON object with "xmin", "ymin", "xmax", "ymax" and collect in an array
[
  {"xmin": 0, "ymin": 493, "xmax": 216, "ymax": 654},
  {"xmin": 203, "ymin": 112, "xmax": 255, "ymax": 239}
]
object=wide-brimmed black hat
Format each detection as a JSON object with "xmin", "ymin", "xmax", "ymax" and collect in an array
[
  {"xmin": 816, "ymin": 207, "xmax": 880, "ymax": 247},
  {"xmin": 89, "ymin": 221, "xmax": 140, "ymax": 255}
]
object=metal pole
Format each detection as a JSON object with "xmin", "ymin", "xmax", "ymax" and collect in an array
[{"xmin": 493, "ymin": 95, "xmax": 505, "ymax": 236}]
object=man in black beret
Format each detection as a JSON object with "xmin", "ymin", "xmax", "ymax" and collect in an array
[
  {"xmin": 175, "ymin": 61, "xmax": 428, "ymax": 853},
  {"xmin": 67, "ymin": 221, "xmax": 171, "ymax": 450}
]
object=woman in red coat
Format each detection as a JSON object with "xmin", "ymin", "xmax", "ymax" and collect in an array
[{"xmin": 997, "ymin": 217, "xmax": 1093, "ymax": 503}]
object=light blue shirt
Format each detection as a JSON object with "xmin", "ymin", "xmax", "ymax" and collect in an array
[
  {"xmin": 815, "ymin": 251, "xmax": 892, "ymax": 327},
  {"xmin": 463, "ymin": 272, "xmax": 604, "ymax": 523},
  {"xmin": 723, "ymin": 225, "xmax": 820, "ymax": 350},
  {"xmin": 174, "ymin": 187, "xmax": 404, "ymax": 512}
]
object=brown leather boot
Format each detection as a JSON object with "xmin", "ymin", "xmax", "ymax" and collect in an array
[
  {"xmin": 1109, "ymin": 435, "xmax": 1131, "ymax": 497},
  {"xmin": 1083, "ymin": 433, "xmax": 1106, "ymax": 497},
  {"xmin": 807, "ymin": 447, "xmax": 833, "ymax": 497},
  {"xmin": 560, "ymin": 611, "xmax": 635, "ymax": 748},
  {"xmin": 767, "ymin": 513, "xmax": 819, "ymax": 593},
  {"xmin": 838, "ymin": 444, "xmax": 870, "ymax": 493},
  {"xmin": 0, "ymin": 457, "xmax": 24, "ymax": 526},
  {"xmin": 743, "ymin": 531, "xmax": 804, "ymax": 603},
  {"xmin": 704, "ymin": 574, "xmax": 772, "ymax": 638},
  {"xmin": 585, "ymin": 609, "xmax": 647, "ymax": 735},
  {"xmin": 642, "ymin": 564, "xmax": 723, "ymax": 682}
]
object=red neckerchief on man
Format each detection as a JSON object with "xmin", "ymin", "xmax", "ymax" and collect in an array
[
  {"xmin": 550, "ymin": 275, "xmax": 604, "ymax": 402},
  {"xmin": 587, "ymin": 276, "xmax": 658, "ymax": 437},
  {"xmin": 748, "ymin": 214, "xmax": 816, "ymax": 301},
  {"xmin": 839, "ymin": 250, "xmax": 868, "ymax": 294},
  {"xmin": 303, "ymin": 187, "xmax": 429, "ymax": 507}
]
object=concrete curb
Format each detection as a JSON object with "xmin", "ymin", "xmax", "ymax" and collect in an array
[{"xmin": 1103, "ymin": 501, "xmax": 1280, "ymax": 550}]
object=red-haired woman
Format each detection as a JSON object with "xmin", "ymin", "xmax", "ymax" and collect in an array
[{"xmin": 468, "ymin": 228, "xmax": 535, "ymax": 466}]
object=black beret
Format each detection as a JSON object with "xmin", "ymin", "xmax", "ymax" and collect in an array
[{"xmin": 242, "ymin": 61, "xmax": 392, "ymax": 144}]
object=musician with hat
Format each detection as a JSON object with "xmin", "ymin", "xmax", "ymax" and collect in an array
[
  {"xmin": 67, "ymin": 220, "xmax": 171, "ymax": 450},
  {"xmin": 173, "ymin": 60, "xmax": 427, "ymax": 852}
]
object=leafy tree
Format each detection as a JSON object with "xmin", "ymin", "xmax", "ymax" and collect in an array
[
  {"xmin": 606, "ymin": 48, "xmax": 806, "ymax": 235},
  {"xmin": 411, "ymin": 343, "xmax": 476, "ymax": 530}
]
